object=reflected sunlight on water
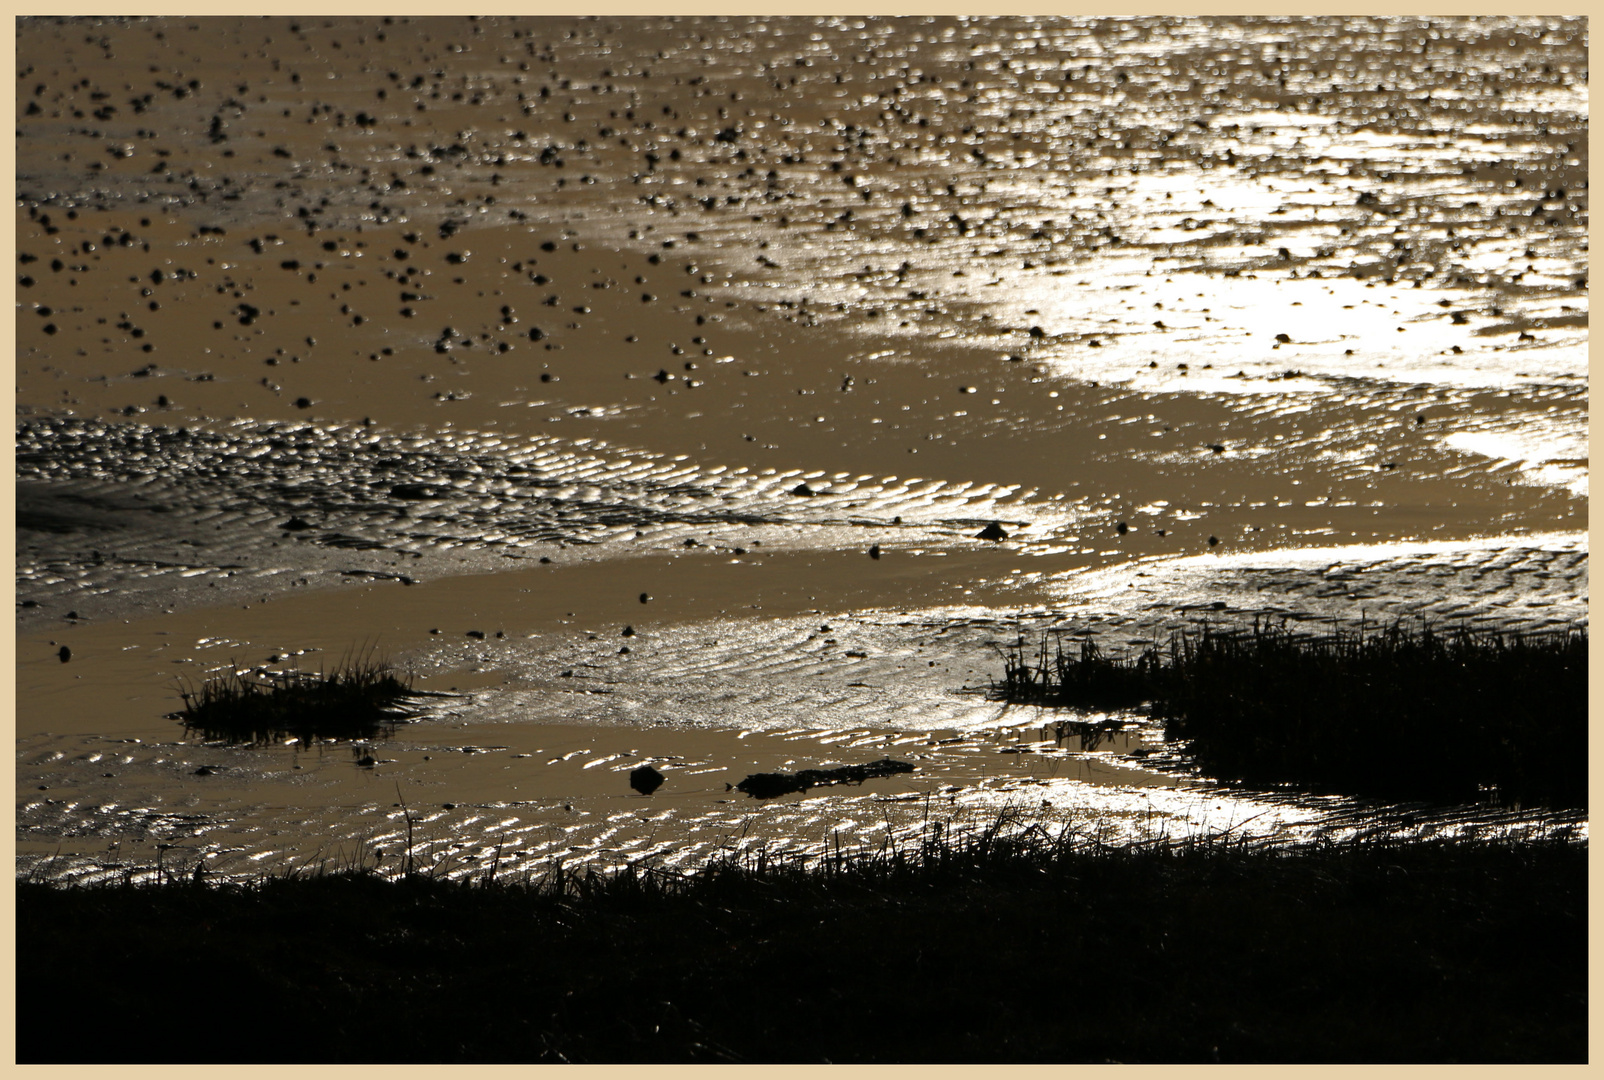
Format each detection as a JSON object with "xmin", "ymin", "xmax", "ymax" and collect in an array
[{"xmin": 15, "ymin": 14, "xmax": 1586, "ymax": 881}]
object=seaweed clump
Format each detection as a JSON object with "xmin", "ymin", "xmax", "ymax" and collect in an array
[{"xmin": 734, "ymin": 758, "xmax": 915, "ymax": 799}]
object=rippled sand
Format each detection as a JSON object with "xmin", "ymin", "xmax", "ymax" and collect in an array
[{"xmin": 15, "ymin": 16, "xmax": 1588, "ymax": 882}]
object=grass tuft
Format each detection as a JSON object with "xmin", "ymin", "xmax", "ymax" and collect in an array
[
  {"xmin": 170, "ymin": 650, "xmax": 420, "ymax": 744},
  {"xmin": 997, "ymin": 619, "xmax": 1587, "ymax": 809}
]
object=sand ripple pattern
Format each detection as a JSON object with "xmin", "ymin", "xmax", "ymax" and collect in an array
[
  {"xmin": 16, "ymin": 417, "xmax": 1074, "ymax": 619},
  {"xmin": 16, "ymin": 533, "xmax": 1585, "ymax": 886},
  {"xmin": 1029, "ymin": 533, "xmax": 1589, "ymax": 635},
  {"xmin": 398, "ymin": 534, "xmax": 1586, "ymax": 739},
  {"xmin": 18, "ymin": 726, "xmax": 1583, "ymax": 888}
]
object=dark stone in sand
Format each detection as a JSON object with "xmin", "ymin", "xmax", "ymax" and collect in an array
[
  {"xmin": 976, "ymin": 521, "xmax": 1008, "ymax": 541},
  {"xmin": 390, "ymin": 483, "xmax": 437, "ymax": 499},
  {"xmin": 869, "ymin": 544, "xmax": 881, "ymax": 559},
  {"xmin": 281, "ymin": 516, "xmax": 314, "ymax": 531},
  {"xmin": 57, "ymin": 645, "xmax": 71, "ymax": 663},
  {"xmin": 792, "ymin": 483, "xmax": 816, "ymax": 496},
  {"xmin": 630, "ymin": 765, "xmax": 665, "ymax": 796},
  {"xmin": 735, "ymin": 758, "xmax": 915, "ymax": 800}
]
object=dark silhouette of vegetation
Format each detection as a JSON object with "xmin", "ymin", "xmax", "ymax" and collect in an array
[
  {"xmin": 16, "ymin": 825, "xmax": 1584, "ymax": 1063},
  {"xmin": 734, "ymin": 758, "xmax": 915, "ymax": 799},
  {"xmin": 997, "ymin": 620, "xmax": 1587, "ymax": 809},
  {"xmin": 170, "ymin": 653, "xmax": 421, "ymax": 744}
]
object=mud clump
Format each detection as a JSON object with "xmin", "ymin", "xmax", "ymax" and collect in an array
[{"xmin": 735, "ymin": 757, "xmax": 914, "ymax": 799}]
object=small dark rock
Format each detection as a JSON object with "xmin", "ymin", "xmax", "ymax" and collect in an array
[
  {"xmin": 281, "ymin": 516, "xmax": 314, "ymax": 531},
  {"xmin": 630, "ymin": 765, "xmax": 665, "ymax": 796},
  {"xmin": 792, "ymin": 483, "xmax": 816, "ymax": 496},
  {"xmin": 390, "ymin": 483, "xmax": 437, "ymax": 499},
  {"xmin": 976, "ymin": 521, "xmax": 1008, "ymax": 541},
  {"xmin": 869, "ymin": 544, "xmax": 881, "ymax": 559},
  {"xmin": 56, "ymin": 645, "xmax": 71, "ymax": 663},
  {"xmin": 1116, "ymin": 521, "xmax": 1129, "ymax": 535},
  {"xmin": 621, "ymin": 625, "xmax": 635, "ymax": 637}
]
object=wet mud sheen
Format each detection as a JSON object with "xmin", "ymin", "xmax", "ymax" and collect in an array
[{"xmin": 15, "ymin": 16, "xmax": 1587, "ymax": 882}]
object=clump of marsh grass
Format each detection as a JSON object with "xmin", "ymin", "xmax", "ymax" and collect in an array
[
  {"xmin": 997, "ymin": 619, "xmax": 1587, "ymax": 809},
  {"xmin": 170, "ymin": 650, "xmax": 420, "ymax": 744}
]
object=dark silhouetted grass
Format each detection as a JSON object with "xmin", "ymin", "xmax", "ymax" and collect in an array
[
  {"xmin": 997, "ymin": 620, "xmax": 1587, "ymax": 809},
  {"xmin": 171, "ymin": 652, "xmax": 419, "ymax": 744},
  {"xmin": 16, "ymin": 827, "xmax": 1584, "ymax": 1063}
]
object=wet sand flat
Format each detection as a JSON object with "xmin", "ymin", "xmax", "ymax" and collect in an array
[{"xmin": 15, "ymin": 16, "xmax": 1587, "ymax": 882}]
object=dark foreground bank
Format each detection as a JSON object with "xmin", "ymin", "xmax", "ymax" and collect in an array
[{"xmin": 17, "ymin": 832, "xmax": 1585, "ymax": 1064}]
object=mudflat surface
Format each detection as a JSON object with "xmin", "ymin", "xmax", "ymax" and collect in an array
[{"xmin": 15, "ymin": 16, "xmax": 1587, "ymax": 883}]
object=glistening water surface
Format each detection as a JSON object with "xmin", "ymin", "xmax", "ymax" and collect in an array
[{"xmin": 16, "ymin": 15, "xmax": 1587, "ymax": 882}]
